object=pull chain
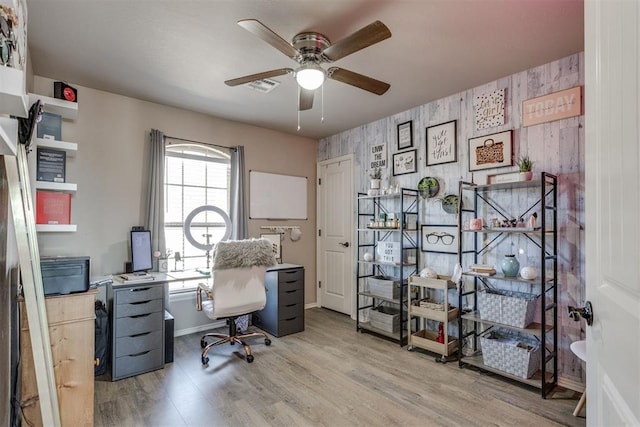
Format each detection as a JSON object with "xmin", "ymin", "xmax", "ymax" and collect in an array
[
  {"xmin": 297, "ymin": 85, "xmax": 301, "ymax": 131},
  {"xmin": 321, "ymin": 83, "xmax": 325, "ymax": 124}
]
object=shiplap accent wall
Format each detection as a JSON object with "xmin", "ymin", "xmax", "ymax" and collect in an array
[{"xmin": 319, "ymin": 52, "xmax": 585, "ymax": 383}]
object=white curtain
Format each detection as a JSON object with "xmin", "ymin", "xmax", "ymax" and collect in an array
[
  {"xmin": 145, "ymin": 129, "xmax": 166, "ymax": 258},
  {"xmin": 230, "ymin": 146, "xmax": 247, "ymax": 240}
]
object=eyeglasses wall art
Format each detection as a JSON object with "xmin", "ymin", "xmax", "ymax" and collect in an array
[{"xmin": 421, "ymin": 225, "xmax": 458, "ymax": 254}]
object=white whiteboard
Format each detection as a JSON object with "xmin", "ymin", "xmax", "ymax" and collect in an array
[{"xmin": 249, "ymin": 171, "xmax": 307, "ymax": 219}]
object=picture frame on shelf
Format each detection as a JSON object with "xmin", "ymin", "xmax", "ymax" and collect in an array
[
  {"xmin": 421, "ymin": 224, "xmax": 458, "ymax": 254},
  {"xmin": 392, "ymin": 149, "xmax": 417, "ymax": 176},
  {"xmin": 426, "ymin": 120, "xmax": 457, "ymax": 166},
  {"xmin": 397, "ymin": 120, "xmax": 413, "ymax": 150},
  {"xmin": 260, "ymin": 233, "xmax": 282, "ymax": 263},
  {"xmin": 468, "ymin": 129, "xmax": 513, "ymax": 172}
]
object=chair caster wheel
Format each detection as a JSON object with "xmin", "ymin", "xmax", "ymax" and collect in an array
[
  {"xmin": 265, "ymin": 338, "xmax": 271, "ymax": 346},
  {"xmin": 201, "ymin": 356, "xmax": 209, "ymax": 365},
  {"xmin": 246, "ymin": 355, "xmax": 254, "ymax": 363},
  {"xmin": 200, "ymin": 340, "xmax": 207, "ymax": 349}
]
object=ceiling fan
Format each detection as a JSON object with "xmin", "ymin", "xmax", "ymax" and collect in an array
[{"xmin": 224, "ymin": 19, "xmax": 392, "ymax": 111}]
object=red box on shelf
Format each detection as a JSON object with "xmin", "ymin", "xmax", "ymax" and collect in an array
[{"xmin": 36, "ymin": 191, "xmax": 71, "ymax": 225}]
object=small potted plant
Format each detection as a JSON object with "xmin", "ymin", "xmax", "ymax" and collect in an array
[
  {"xmin": 517, "ymin": 155, "xmax": 534, "ymax": 181},
  {"xmin": 370, "ymin": 168, "xmax": 382, "ymax": 190},
  {"xmin": 437, "ymin": 194, "xmax": 459, "ymax": 214}
]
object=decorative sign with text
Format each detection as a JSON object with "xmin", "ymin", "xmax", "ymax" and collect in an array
[
  {"xmin": 474, "ymin": 88, "xmax": 505, "ymax": 130},
  {"xmin": 369, "ymin": 143, "xmax": 387, "ymax": 169},
  {"xmin": 522, "ymin": 86, "xmax": 582, "ymax": 127}
]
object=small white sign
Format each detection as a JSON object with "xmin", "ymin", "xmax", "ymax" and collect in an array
[
  {"xmin": 474, "ymin": 88, "xmax": 506, "ymax": 130},
  {"xmin": 377, "ymin": 242, "xmax": 400, "ymax": 263},
  {"xmin": 370, "ymin": 143, "xmax": 387, "ymax": 169}
]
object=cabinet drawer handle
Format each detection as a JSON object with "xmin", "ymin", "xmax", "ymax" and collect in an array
[
  {"xmin": 285, "ymin": 280, "xmax": 298, "ymax": 284},
  {"xmin": 131, "ymin": 287, "xmax": 151, "ymax": 292},
  {"xmin": 130, "ymin": 331, "xmax": 151, "ymax": 338},
  {"xmin": 285, "ymin": 303, "xmax": 296, "ymax": 307},
  {"xmin": 129, "ymin": 350, "xmax": 151, "ymax": 357},
  {"xmin": 284, "ymin": 270, "xmax": 298, "ymax": 275},
  {"xmin": 284, "ymin": 317, "xmax": 296, "ymax": 321},
  {"xmin": 129, "ymin": 313, "xmax": 152, "ymax": 319},
  {"xmin": 131, "ymin": 300, "xmax": 152, "ymax": 305},
  {"xmin": 284, "ymin": 290, "xmax": 297, "ymax": 294}
]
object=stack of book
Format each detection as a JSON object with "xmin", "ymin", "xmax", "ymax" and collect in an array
[
  {"xmin": 469, "ymin": 264, "xmax": 497, "ymax": 276},
  {"xmin": 119, "ymin": 272, "xmax": 154, "ymax": 283}
]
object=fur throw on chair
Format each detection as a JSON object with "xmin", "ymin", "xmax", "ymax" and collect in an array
[{"xmin": 212, "ymin": 238, "xmax": 277, "ymax": 270}]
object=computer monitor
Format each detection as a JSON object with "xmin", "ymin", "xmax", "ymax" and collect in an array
[{"xmin": 130, "ymin": 230, "xmax": 153, "ymax": 273}]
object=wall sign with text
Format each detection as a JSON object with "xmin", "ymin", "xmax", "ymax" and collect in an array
[
  {"xmin": 521, "ymin": 86, "xmax": 582, "ymax": 127},
  {"xmin": 369, "ymin": 143, "xmax": 387, "ymax": 169},
  {"xmin": 474, "ymin": 88, "xmax": 505, "ymax": 130}
]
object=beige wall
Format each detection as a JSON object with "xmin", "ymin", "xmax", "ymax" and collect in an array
[{"xmin": 31, "ymin": 76, "xmax": 318, "ymax": 304}]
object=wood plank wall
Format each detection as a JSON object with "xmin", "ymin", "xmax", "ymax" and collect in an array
[{"xmin": 318, "ymin": 52, "xmax": 585, "ymax": 385}]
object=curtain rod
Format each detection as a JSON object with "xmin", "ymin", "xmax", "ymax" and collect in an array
[{"xmin": 163, "ymin": 134, "xmax": 237, "ymax": 152}]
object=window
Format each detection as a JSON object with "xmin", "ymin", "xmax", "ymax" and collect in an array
[{"xmin": 164, "ymin": 142, "xmax": 230, "ymax": 292}]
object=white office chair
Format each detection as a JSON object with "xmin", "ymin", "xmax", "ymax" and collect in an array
[
  {"xmin": 570, "ymin": 340, "xmax": 587, "ymax": 416},
  {"xmin": 196, "ymin": 238, "xmax": 276, "ymax": 364}
]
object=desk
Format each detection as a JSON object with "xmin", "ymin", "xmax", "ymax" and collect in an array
[{"xmin": 108, "ymin": 271, "xmax": 209, "ymax": 381}]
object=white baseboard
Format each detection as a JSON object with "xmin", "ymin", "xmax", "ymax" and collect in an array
[
  {"xmin": 305, "ymin": 302, "xmax": 318, "ymax": 309},
  {"xmin": 175, "ymin": 320, "xmax": 225, "ymax": 337}
]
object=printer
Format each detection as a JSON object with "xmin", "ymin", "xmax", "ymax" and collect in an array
[{"xmin": 40, "ymin": 256, "xmax": 90, "ymax": 295}]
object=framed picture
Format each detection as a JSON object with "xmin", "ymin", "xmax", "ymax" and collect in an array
[
  {"xmin": 397, "ymin": 120, "xmax": 413, "ymax": 150},
  {"xmin": 426, "ymin": 120, "xmax": 457, "ymax": 166},
  {"xmin": 392, "ymin": 149, "xmax": 417, "ymax": 176},
  {"xmin": 260, "ymin": 233, "xmax": 282, "ymax": 263},
  {"xmin": 468, "ymin": 130, "xmax": 513, "ymax": 172},
  {"xmin": 421, "ymin": 225, "xmax": 458, "ymax": 254}
]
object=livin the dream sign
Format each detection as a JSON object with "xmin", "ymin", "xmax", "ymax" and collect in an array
[{"xmin": 369, "ymin": 143, "xmax": 387, "ymax": 169}]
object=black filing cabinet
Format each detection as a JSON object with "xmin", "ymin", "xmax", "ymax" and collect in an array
[
  {"xmin": 253, "ymin": 265, "xmax": 305, "ymax": 337},
  {"xmin": 109, "ymin": 281, "xmax": 165, "ymax": 380}
]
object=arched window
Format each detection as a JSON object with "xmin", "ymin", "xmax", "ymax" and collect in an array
[{"xmin": 164, "ymin": 142, "xmax": 230, "ymax": 290}]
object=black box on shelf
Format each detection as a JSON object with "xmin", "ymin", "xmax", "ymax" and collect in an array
[
  {"xmin": 36, "ymin": 112, "xmax": 62, "ymax": 140},
  {"xmin": 54, "ymin": 81, "xmax": 78, "ymax": 103},
  {"xmin": 36, "ymin": 147, "xmax": 66, "ymax": 182}
]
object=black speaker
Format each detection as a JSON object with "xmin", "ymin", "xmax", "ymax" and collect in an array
[{"xmin": 125, "ymin": 262, "xmax": 133, "ymax": 273}]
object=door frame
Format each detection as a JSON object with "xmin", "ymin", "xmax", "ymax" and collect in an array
[{"xmin": 316, "ymin": 153, "xmax": 355, "ymax": 316}]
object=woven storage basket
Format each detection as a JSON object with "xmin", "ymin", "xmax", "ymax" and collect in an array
[
  {"xmin": 477, "ymin": 289, "xmax": 537, "ymax": 328},
  {"xmin": 369, "ymin": 305, "xmax": 400, "ymax": 333},
  {"xmin": 480, "ymin": 329, "xmax": 541, "ymax": 378}
]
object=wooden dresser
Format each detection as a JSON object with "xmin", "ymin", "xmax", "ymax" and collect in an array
[{"xmin": 20, "ymin": 290, "xmax": 97, "ymax": 427}]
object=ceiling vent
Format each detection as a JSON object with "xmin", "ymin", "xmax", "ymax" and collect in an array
[{"xmin": 246, "ymin": 78, "xmax": 280, "ymax": 93}]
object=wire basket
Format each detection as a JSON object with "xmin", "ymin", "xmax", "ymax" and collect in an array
[{"xmin": 477, "ymin": 288, "xmax": 537, "ymax": 328}]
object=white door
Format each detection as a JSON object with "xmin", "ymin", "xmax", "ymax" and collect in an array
[
  {"xmin": 317, "ymin": 155, "xmax": 354, "ymax": 315},
  {"xmin": 585, "ymin": 1, "xmax": 640, "ymax": 425}
]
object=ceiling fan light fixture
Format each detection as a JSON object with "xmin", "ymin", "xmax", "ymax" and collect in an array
[{"xmin": 295, "ymin": 64, "xmax": 325, "ymax": 90}]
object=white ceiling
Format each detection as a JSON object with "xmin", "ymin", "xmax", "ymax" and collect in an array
[{"xmin": 26, "ymin": 0, "xmax": 584, "ymax": 140}]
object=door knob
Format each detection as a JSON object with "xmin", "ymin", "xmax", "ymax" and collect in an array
[
  {"xmin": 339, "ymin": 241, "xmax": 350, "ymax": 248},
  {"xmin": 568, "ymin": 301, "xmax": 593, "ymax": 326}
]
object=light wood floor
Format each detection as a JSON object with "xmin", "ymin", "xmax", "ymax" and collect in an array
[{"xmin": 95, "ymin": 308, "xmax": 585, "ymax": 426}]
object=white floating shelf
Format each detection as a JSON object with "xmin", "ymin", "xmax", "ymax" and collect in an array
[
  {"xmin": 0, "ymin": 67, "xmax": 28, "ymax": 118},
  {"xmin": 28, "ymin": 93, "xmax": 78, "ymax": 119},
  {"xmin": 36, "ymin": 224, "xmax": 77, "ymax": 233},
  {"xmin": 0, "ymin": 116, "xmax": 18, "ymax": 156},
  {"xmin": 35, "ymin": 137, "xmax": 77, "ymax": 156},
  {"xmin": 35, "ymin": 181, "xmax": 77, "ymax": 192}
]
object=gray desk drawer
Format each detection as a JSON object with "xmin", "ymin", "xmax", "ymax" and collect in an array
[
  {"xmin": 116, "ymin": 285, "xmax": 163, "ymax": 305},
  {"xmin": 114, "ymin": 348, "xmax": 164, "ymax": 380},
  {"xmin": 280, "ymin": 287, "xmax": 303, "ymax": 306},
  {"xmin": 116, "ymin": 311, "xmax": 163, "ymax": 337},
  {"xmin": 116, "ymin": 298, "xmax": 163, "ymax": 318},
  {"xmin": 115, "ymin": 330, "xmax": 163, "ymax": 358},
  {"xmin": 277, "ymin": 316, "xmax": 304, "ymax": 337},
  {"xmin": 279, "ymin": 302, "xmax": 304, "ymax": 320},
  {"xmin": 278, "ymin": 269, "xmax": 304, "ymax": 285}
]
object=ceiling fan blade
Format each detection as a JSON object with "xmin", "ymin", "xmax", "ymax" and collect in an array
[
  {"xmin": 322, "ymin": 21, "xmax": 391, "ymax": 62},
  {"xmin": 224, "ymin": 68, "xmax": 293, "ymax": 86},
  {"xmin": 238, "ymin": 19, "xmax": 300, "ymax": 59},
  {"xmin": 327, "ymin": 67, "xmax": 390, "ymax": 95},
  {"xmin": 299, "ymin": 88, "xmax": 314, "ymax": 111}
]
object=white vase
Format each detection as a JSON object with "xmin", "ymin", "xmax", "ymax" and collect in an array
[
  {"xmin": 370, "ymin": 179, "xmax": 381, "ymax": 189},
  {"xmin": 519, "ymin": 171, "xmax": 533, "ymax": 181}
]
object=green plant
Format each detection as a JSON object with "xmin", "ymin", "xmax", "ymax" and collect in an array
[
  {"xmin": 437, "ymin": 194, "xmax": 459, "ymax": 214},
  {"xmin": 517, "ymin": 155, "xmax": 533, "ymax": 172},
  {"xmin": 370, "ymin": 168, "xmax": 382, "ymax": 179}
]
